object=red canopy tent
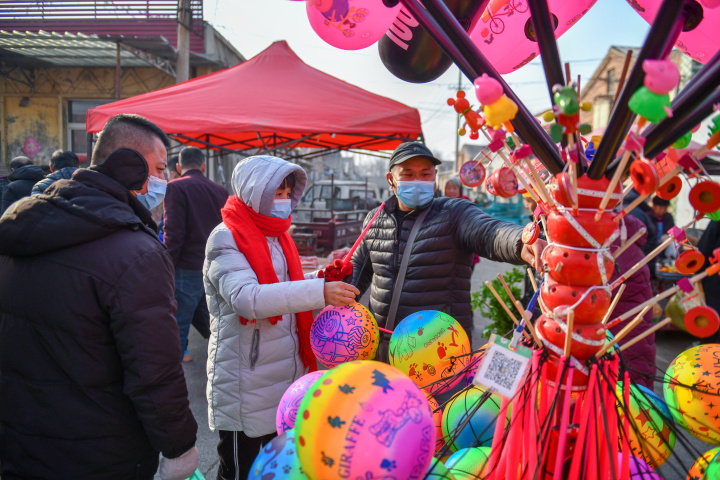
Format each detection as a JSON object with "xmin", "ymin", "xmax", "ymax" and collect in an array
[{"xmin": 86, "ymin": 41, "xmax": 422, "ymax": 161}]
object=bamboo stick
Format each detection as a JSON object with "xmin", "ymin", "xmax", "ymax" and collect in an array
[
  {"xmin": 618, "ymin": 318, "xmax": 671, "ymax": 352},
  {"xmin": 564, "ymin": 310, "xmax": 574, "ymax": 358},
  {"xmin": 527, "ymin": 268, "xmax": 539, "ymax": 292},
  {"xmin": 595, "ymin": 305, "xmax": 651, "ymax": 357},
  {"xmin": 611, "ymin": 236, "xmax": 675, "ymax": 289},
  {"xmin": 498, "ymin": 273, "xmax": 520, "ymax": 306},
  {"xmin": 601, "ymin": 284, "xmax": 627, "ymax": 326},
  {"xmin": 513, "ymin": 299, "xmax": 542, "ymax": 347},
  {"xmin": 485, "ymin": 281, "xmax": 521, "ymax": 328},
  {"xmin": 612, "ymin": 227, "xmax": 647, "ymax": 259},
  {"xmin": 617, "ymin": 166, "xmax": 681, "ymax": 219},
  {"xmin": 596, "ymin": 149, "xmax": 632, "ymax": 220}
]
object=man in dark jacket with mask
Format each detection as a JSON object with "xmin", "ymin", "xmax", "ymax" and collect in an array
[
  {"xmin": 0, "ymin": 156, "xmax": 45, "ymax": 213},
  {"xmin": 345, "ymin": 142, "xmax": 544, "ymax": 349},
  {"xmin": 0, "ymin": 114, "xmax": 198, "ymax": 480}
]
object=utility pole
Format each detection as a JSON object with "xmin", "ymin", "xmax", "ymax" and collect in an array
[
  {"xmin": 455, "ymin": 68, "xmax": 462, "ymax": 171},
  {"xmin": 176, "ymin": 0, "xmax": 191, "ymax": 83}
]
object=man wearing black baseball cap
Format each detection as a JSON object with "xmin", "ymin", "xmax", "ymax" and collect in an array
[{"xmin": 338, "ymin": 141, "xmax": 545, "ymax": 354}]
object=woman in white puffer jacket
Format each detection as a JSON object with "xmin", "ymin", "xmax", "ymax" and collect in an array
[{"xmin": 204, "ymin": 155, "xmax": 359, "ymax": 479}]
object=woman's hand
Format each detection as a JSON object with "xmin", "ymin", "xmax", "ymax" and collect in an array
[{"xmin": 324, "ymin": 282, "xmax": 360, "ymax": 307}]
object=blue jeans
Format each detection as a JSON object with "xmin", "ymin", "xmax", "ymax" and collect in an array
[{"xmin": 174, "ymin": 268, "xmax": 205, "ymax": 353}]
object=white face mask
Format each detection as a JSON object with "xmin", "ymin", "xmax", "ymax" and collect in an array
[
  {"xmin": 270, "ymin": 199, "xmax": 292, "ymax": 219},
  {"xmin": 135, "ymin": 176, "xmax": 167, "ymax": 211}
]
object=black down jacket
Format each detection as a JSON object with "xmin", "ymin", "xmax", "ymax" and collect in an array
[
  {"xmin": 0, "ymin": 164, "xmax": 45, "ymax": 213},
  {"xmin": 350, "ymin": 196, "xmax": 525, "ymax": 336},
  {"xmin": 0, "ymin": 167, "xmax": 197, "ymax": 479}
]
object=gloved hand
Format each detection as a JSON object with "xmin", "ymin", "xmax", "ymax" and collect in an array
[
  {"xmin": 322, "ymin": 259, "xmax": 354, "ymax": 282},
  {"xmin": 158, "ymin": 446, "xmax": 198, "ymax": 480}
]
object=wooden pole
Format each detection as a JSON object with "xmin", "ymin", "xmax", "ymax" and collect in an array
[
  {"xmin": 485, "ymin": 281, "xmax": 521, "ymax": 329},
  {"xmin": 596, "ymin": 305, "xmax": 651, "ymax": 357},
  {"xmin": 602, "ymin": 284, "xmax": 627, "ymax": 326},
  {"xmin": 513, "ymin": 299, "xmax": 542, "ymax": 347},
  {"xmin": 596, "ymin": 149, "xmax": 631, "ymax": 220},
  {"xmin": 613, "ymin": 227, "xmax": 647, "ymax": 259},
  {"xmin": 564, "ymin": 310, "xmax": 574, "ymax": 358},
  {"xmin": 618, "ymin": 318, "xmax": 671, "ymax": 352}
]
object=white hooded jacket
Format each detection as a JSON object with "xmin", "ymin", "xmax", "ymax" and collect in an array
[{"xmin": 204, "ymin": 156, "xmax": 325, "ymax": 436}]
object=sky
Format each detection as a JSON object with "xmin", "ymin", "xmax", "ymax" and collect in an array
[{"xmin": 203, "ymin": 0, "xmax": 651, "ymax": 160}]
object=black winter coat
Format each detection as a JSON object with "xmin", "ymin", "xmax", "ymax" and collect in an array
[
  {"xmin": 350, "ymin": 196, "xmax": 524, "ymax": 336},
  {"xmin": 0, "ymin": 164, "xmax": 45, "ymax": 213},
  {"xmin": 0, "ymin": 169, "xmax": 197, "ymax": 479}
]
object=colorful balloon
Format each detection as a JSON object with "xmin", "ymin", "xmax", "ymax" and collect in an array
[
  {"xmin": 389, "ymin": 310, "xmax": 470, "ymax": 395},
  {"xmin": 306, "ymin": 0, "xmax": 401, "ymax": 50},
  {"xmin": 626, "ymin": 0, "xmax": 720, "ymax": 65},
  {"xmin": 249, "ymin": 428, "xmax": 308, "ymax": 480},
  {"xmin": 468, "ymin": 0, "xmax": 599, "ymax": 74},
  {"xmin": 444, "ymin": 446, "xmax": 491, "ymax": 480},
  {"xmin": 704, "ymin": 448, "xmax": 720, "ymax": 479},
  {"xmin": 441, "ymin": 386, "xmax": 502, "ymax": 452},
  {"xmin": 276, "ymin": 370, "xmax": 325, "ymax": 435},
  {"xmin": 688, "ymin": 446, "xmax": 720, "ymax": 480},
  {"xmin": 664, "ymin": 344, "xmax": 720, "ymax": 445},
  {"xmin": 310, "ymin": 301, "xmax": 379, "ymax": 368},
  {"xmin": 617, "ymin": 381, "xmax": 675, "ymax": 469},
  {"xmin": 295, "ymin": 360, "xmax": 435, "ymax": 479},
  {"xmin": 617, "ymin": 453, "xmax": 664, "ymax": 480}
]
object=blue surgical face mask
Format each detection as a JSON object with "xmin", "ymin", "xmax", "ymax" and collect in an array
[
  {"xmin": 136, "ymin": 176, "xmax": 167, "ymax": 211},
  {"xmin": 395, "ymin": 180, "xmax": 435, "ymax": 208},
  {"xmin": 270, "ymin": 199, "xmax": 292, "ymax": 219}
]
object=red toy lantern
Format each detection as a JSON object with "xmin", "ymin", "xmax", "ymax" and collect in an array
[
  {"xmin": 540, "ymin": 280, "xmax": 611, "ymax": 324},
  {"xmin": 689, "ymin": 181, "xmax": 720, "ymax": 214},
  {"xmin": 629, "ymin": 159, "xmax": 659, "ymax": 196},
  {"xmin": 543, "ymin": 244, "xmax": 615, "ymax": 287},
  {"xmin": 546, "ymin": 209, "xmax": 618, "ymax": 248}
]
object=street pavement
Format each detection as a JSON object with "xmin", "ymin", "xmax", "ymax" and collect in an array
[{"xmin": 181, "ymin": 258, "xmax": 714, "ymax": 479}]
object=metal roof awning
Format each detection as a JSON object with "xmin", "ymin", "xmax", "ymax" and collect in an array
[{"xmin": 0, "ymin": 29, "xmax": 223, "ymax": 73}]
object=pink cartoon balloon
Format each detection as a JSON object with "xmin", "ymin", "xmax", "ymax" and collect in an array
[
  {"xmin": 468, "ymin": 0, "xmax": 599, "ymax": 74},
  {"xmin": 306, "ymin": 0, "xmax": 401, "ymax": 50},
  {"xmin": 276, "ymin": 370, "xmax": 325, "ymax": 435},
  {"xmin": 626, "ymin": 0, "xmax": 720, "ymax": 64}
]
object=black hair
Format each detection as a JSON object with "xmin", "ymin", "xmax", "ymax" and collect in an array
[
  {"xmin": 91, "ymin": 114, "xmax": 170, "ymax": 165},
  {"xmin": 9, "ymin": 156, "xmax": 32, "ymax": 170},
  {"xmin": 279, "ymin": 172, "xmax": 296, "ymax": 190},
  {"xmin": 652, "ymin": 196, "xmax": 670, "ymax": 207},
  {"xmin": 179, "ymin": 146, "xmax": 205, "ymax": 169},
  {"xmin": 50, "ymin": 149, "xmax": 79, "ymax": 170}
]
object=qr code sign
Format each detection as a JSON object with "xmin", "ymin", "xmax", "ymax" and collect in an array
[{"xmin": 473, "ymin": 340, "xmax": 531, "ymax": 399}]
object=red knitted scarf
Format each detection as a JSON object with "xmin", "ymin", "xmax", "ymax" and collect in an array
[{"xmin": 221, "ymin": 195, "xmax": 317, "ymax": 372}]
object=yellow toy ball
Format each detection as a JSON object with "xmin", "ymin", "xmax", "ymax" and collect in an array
[
  {"xmin": 390, "ymin": 310, "xmax": 470, "ymax": 396},
  {"xmin": 687, "ymin": 446, "xmax": 720, "ymax": 480},
  {"xmin": 664, "ymin": 344, "xmax": 720, "ymax": 445}
]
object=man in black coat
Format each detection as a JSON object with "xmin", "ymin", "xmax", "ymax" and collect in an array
[
  {"xmin": 0, "ymin": 156, "xmax": 45, "ymax": 213},
  {"xmin": 0, "ymin": 114, "xmax": 198, "ymax": 480},
  {"xmin": 347, "ymin": 142, "xmax": 544, "ymax": 349}
]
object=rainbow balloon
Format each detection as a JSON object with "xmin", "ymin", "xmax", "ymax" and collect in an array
[
  {"xmin": 442, "ymin": 386, "xmax": 502, "ymax": 452},
  {"xmin": 390, "ymin": 310, "xmax": 470, "ymax": 395},
  {"xmin": 294, "ymin": 360, "xmax": 435, "ymax": 479},
  {"xmin": 616, "ymin": 381, "xmax": 675, "ymax": 469},
  {"xmin": 310, "ymin": 302, "xmax": 379, "ymax": 368},
  {"xmin": 276, "ymin": 370, "xmax": 325, "ymax": 435},
  {"xmin": 688, "ymin": 447, "xmax": 720, "ymax": 480}
]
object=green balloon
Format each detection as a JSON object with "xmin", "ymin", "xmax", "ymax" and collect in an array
[
  {"xmin": 707, "ymin": 208, "xmax": 720, "ymax": 221},
  {"xmin": 426, "ymin": 457, "xmax": 456, "ymax": 479},
  {"xmin": 445, "ymin": 447, "xmax": 492, "ymax": 480},
  {"xmin": 672, "ymin": 131, "xmax": 692, "ymax": 149}
]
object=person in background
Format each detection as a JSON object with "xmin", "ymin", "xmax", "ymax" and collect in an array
[
  {"xmin": 157, "ymin": 155, "xmax": 179, "ymax": 241},
  {"xmin": 204, "ymin": 155, "xmax": 359, "ymax": 478},
  {"xmin": 163, "ymin": 146, "xmax": 228, "ymax": 362},
  {"xmin": 608, "ymin": 215, "xmax": 655, "ymax": 388},
  {"xmin": 444, "ymin": 176, "xmax": 471, "ymax": 200},
  {"xmin": 650, "ymin": 195, "xmax": 675, "ymax": 240},
  {"xmin": 32, "ymin": 149, "xmax": 80, "ymax": 196},
  {"xmin": 1, "ymin": 156, "xmax": 44, "ymax": 214},
  {"xmin": 0, "ymin": 114, "xmax": 198, "ymax": 480}
]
